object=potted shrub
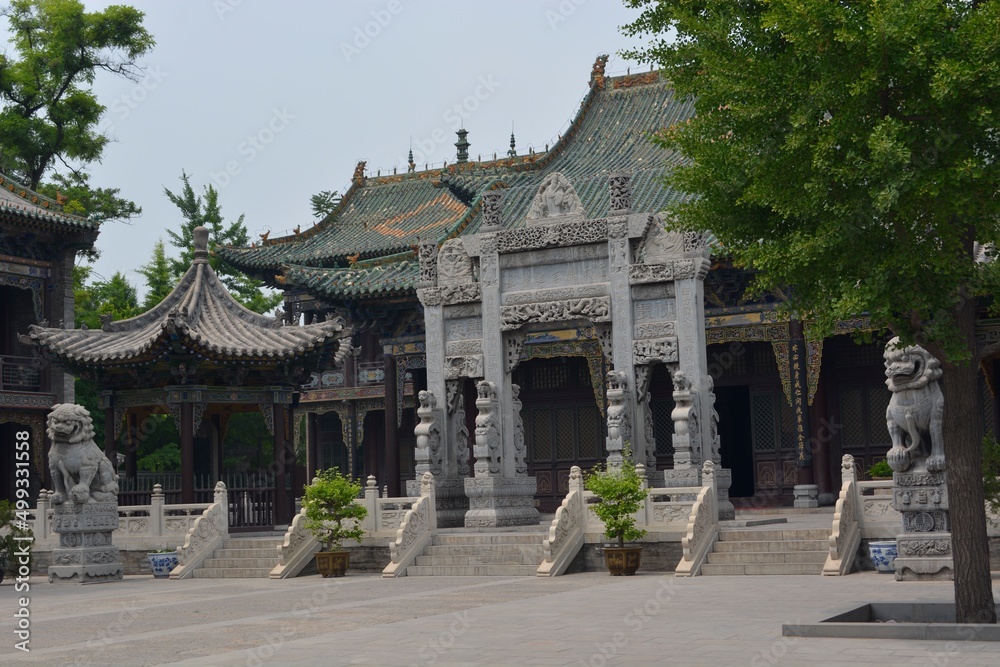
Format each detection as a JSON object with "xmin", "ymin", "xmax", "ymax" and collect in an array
[
  {"xmin": 0, "ymin": 500, "xmax": 32, "ymax": 584},
  {"xmin": 584, "ymin": 454, "xmax": 648, "ymax": 576},
  {"xmin": 147, "ymin": 548, "xmax": 179, "ymax": 578},
  {"xmin": 302, "ymin": 468, "xmax": 367, "ymax": 577}
]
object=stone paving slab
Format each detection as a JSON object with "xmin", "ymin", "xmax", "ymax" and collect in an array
[{"xmin": 1, "ymin": 571, "xmax": 998, "ymax": 666}]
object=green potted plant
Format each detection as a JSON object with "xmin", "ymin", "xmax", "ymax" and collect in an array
[
  {"xmin": 301, "ymin": 468, "xmax": 367, "ymax": 577},
  {"xmin": 584, "ymin": 452, "xmax": 649, "ymax": 576},
  {"xmin": 867, "ymin": 459, "xmax": 894, "ymax": 481}
]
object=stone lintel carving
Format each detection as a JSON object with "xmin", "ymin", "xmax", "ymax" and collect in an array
[
  {"xmin": 635, "ymin": 322, "xmax": 676, "ymax": 339},
  {"xmin": 605, "ymin": 371, "xmax": 631, "ymax": 468},
  {"xmin": 436, "ymin": 238, "xmax": 476, "ymax": 287},
  {"xmin": 608, "ymin": 173, "xmax": 631, "ymax": 214},
  {"xmin": 671, "ymin": 372, "xmax": 700, "ymax": 469},
  {"xmin": 884, "ymin": 338, "xmax": 945, "ymax": 473},
  {"xmin": 417, "ymin": 242, "xmax": 439, "ymax": 288},
  {"xmin": 628, "ymin": 258, "xmax": 709, "ymax": 284},
  {"xmin": 444, "ymin": 354, "xmax": 484, "ymax": 380},
  {"xmin": 414, "ymin": 390, "xmax": 443, "ymax": 477},
  {"xmin": 512, "ymin": 384, "xmax": 527, "ymax": 476},
  {"xmin": 418, "ymin": 283, "xmax": 482, "ymax": 307},
  {"xmin": 473, "ymin": 381, "xmax": 501, "ymax": 477},
  {"xmin": 505, "ymin": 332, "xmax": 526, "ymax": 373},
  {"xmin": 526, "ymin": 172, "xmax": 584, "ymax": 222},
  {"xmin": 496, "ymin": 219, "xmax": 607, "ymax": 254},
  {"xmin": 633, "ymin": 337, "xmax": 679, "ymax": 365},
  {"xmin": 500, "ymin": 297, "xmax": 611, "ymax": 331}
]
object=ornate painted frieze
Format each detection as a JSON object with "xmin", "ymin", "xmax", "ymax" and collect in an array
[
  {"xmin": 499, "ymin": 296, "xmax": 611, "ymax": 331},
  {"xmin": 705, "ymin": 323, "xmax": 789, "ymax": 345},
  {"xmin": 496, "ymin": 219, "xmax": 607, "ymax": 254},
  {"xmin": 0, "ymin": 273, "xmax": 44, "ymax": 322},
  {"xmin": 0, "ymin": 391, "xmax": 55, "ymax": 409},
  {"xmin": 633, "ymin": 337, "xmax": 679, "ymax": 365}
]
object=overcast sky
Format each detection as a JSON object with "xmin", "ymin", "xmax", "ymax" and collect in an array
[{"xmin": 25, "ymin": 1, "xmax": 653, "ymax": 293}]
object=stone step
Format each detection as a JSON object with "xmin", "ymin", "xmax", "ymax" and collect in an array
[
  {"xmin": 192, "ymin": 567, "xmax": 273, "ymax": 578},
  {"xmin": 414, "ymin": 553, "xmax": 541, "ymax": 566},
  {"xmin": 424, "ymin": 544, "xmax": 545, "ymax": 557},
  {"xmin": 712, "ymin": 539, "xmax": 829, "ymax": 553},
  {"xmin": 406, "ymin": 564, "xmax": 540, "ymax": 576},
  {"xmin": 201, "ymin": 557, "xmax": 279, "ymax": 569},
  {"xmin": 211, "ymin": 548, "xmax": 280, "ymax": 559},
  {"xmin": 706, "ymin": 551, "xmax": 828, "ymax": 565},
  {"xmin": 717, "ymin": 528, "xmax": 830, "ymax": 542},
  {"xmin": 222, "ymin": 538, "xmax": 283, "ymax": 549},
  {"xmin": 699, "ymin": 562, "xmax": 824, "ymax": 576},
  {"xmin": 432, "ymin": 533, "xmax": 545, "ymax": 546}
]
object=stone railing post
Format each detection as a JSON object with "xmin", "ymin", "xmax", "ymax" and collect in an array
[
  {"xmin": 34, "ymin": 489, "xmax": 50, "ymax": 541},
  {"xmin": 364, "ymin": 475, "xmax": 378, "ymax": 533},
  {"xmin": 150, "ymin": 483, "xmax": 165, "ymax": 538},
  {"xmin": 538, "ymin": 466, "xmax": 587, "ymax": 577},
  {"xmin": 823, "ymin": 455, "xmax": 861, "ymax": 576}
]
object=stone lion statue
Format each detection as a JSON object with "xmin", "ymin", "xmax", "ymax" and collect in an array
[
  {"xmin": 47, "ymin": 404, "xmax": 119, "ymax": 505},
  {"xmin": 883, "ymin": 338, "xmax": 945, "ymax": 473}
]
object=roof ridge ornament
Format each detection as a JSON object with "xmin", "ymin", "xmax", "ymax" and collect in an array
[
  {"xmin": 193, "ymin": 226, "xmax": 210, "ymax": 264},
  {"xmin": 526, "ymin": 172, "xmax": 584, "ymax": 225}
]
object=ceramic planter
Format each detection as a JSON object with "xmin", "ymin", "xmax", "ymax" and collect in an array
[
  {"xmin": 147, "ymin": 551, "xmax": 179, "ymax": 578},
  {"xmin": 602, "ymin": 546, "xmax": 642, "ymax": 576},
  {"xmin": 315, "ymin": 551, "xmax": 350, "ymax": 578},
  {"xmin": 868, "ymin": 541, "xmax": 898, "ymax": 573}
]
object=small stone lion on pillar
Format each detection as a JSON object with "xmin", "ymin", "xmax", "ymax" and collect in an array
[
  {"xmin": 884, "ymin": 338, "xmax": 946, "ymax": 473},
  {"xmin": 47, "ymin": 404, "xmax": 119, "ymax": 504}
]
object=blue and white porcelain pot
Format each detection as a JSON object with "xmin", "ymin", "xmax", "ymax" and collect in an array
[
  {"xmin": 868, "ymin": 541, "xmax": 898, "ymax": 573},
  {"xmin": 147, "ymin": 551, "xmax": 179, "ymax": 578}
]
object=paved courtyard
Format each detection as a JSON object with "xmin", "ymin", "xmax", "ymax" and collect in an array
[{"xmin": 3, "ymin": 570, "xmax": 1000, "ymax": 666}]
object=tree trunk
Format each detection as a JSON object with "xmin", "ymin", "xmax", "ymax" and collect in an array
[{"xmin": 941, "ymin": 297, "xmax": 996, "ymax": 624}]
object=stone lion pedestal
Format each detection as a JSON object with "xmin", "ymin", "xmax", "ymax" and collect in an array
[{"xmin": 45, "ymin": 403, "xmax": 124, "ymax": 584}]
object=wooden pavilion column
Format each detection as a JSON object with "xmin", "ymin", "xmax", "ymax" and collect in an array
[
  {"xmin": 789, "ymin": 320, "xmax": 814, "ymax": 485},
  {"xmin": 306, "ymin": 411, "xmax": 319, "ymax": 480},
  {"xmin": 125, "ymin": 413, "xmax": 138, "ymax": 480},
  {"xmin": 383, "ymin": 353, "xmax": 400, "ymax": 496},
  {"xmin": 103, "ymin": 405, "xmax": 117, "ymax": 465},
  {"xmin": 273, "ymin": 403, "xmax": 290, "ymax": 524},
  {"xmin": 180, "ymin": 403, "xmax": 195, "ymax": 503}
]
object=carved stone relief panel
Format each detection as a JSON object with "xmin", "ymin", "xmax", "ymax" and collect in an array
[
  {"xmin": 418, "ymin": 284, "xmax": 482, "ymax": 307},
  {"xmin": 417, "ymin": 242, "xmax": 439, "ymax": 288},
  {"xmin": 632, "ymin": 298, "xmax": 676, "ymax": 325},
  {"xmin": 500, "ymin": 297, "xmax": 612, "ymax": 331},
  {"xmin": 502, "ymin": 284, "xmax": 608, "ymax": 305},
  {"xmin": 635, "ymin": 322, "xmax": 676, "ymax": 340},
  {"xmin": 445, "ymin": 317, "xmax": 483, "ymax": 342},
  {"xmin": 437, "ymin": 239, "xmax": 476, "ymax": 287},
  {"xmin": 501, "ymin": 257, "xmax": 609, "ymax": 294},
  {"xmin": 634, "ymin": 337, "xmax": 679, "ymax": 365},
  {"xmin": 526, "ymin": 172, "xmax": 584, "ymax": 222},
  {"xmin": 497, "ymin": 219, "xmax": 607, "ymax": 254},
  {"xmin": 444, "ymin": 355, "xmax": 484, "ymax": 380},
  {"xmin": 443, "ymin": 303, "xmax": 482, "ymax": 320},
  {"xmin": 446, "ymin": 339, "xmax": 483, "ymax": 356}
]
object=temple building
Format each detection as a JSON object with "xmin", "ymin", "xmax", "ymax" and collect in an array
[
  {"xmin": 0, "ymin": 175, "xmax": 97, "ymax": 503},
  {"xmin": 215, "ymin": 56, "xmax": 1000, "ymax": 515},
  {"xmin": 24, "ymin": 227, "xmax": 351, "ymax": 527}
]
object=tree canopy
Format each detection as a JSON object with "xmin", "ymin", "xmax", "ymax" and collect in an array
[
  {"xmin": 0, "ymin": 0, "xmax": 154, "ymax": 189},
  {"xmin": 163, "ymin": 171, "xmax": 282, "ymax": 314},
  {"xmin": 622, "ymin": 0, "xmax": 999, "ymax": 623}
]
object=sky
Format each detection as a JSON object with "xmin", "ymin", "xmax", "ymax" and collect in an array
[{"xmin": 24, "ymin": 0, "xmax": 654, "ymax": 295}]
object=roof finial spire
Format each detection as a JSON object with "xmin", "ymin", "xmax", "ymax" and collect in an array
[
  {"xmin": 508, "ymin": 124, "xmax": 517, "ymax": 157},
  {"xmin": 193, "ymin": 226, "xmax": 209, "ymax": 263},
  {"xmin": 408, "ymin": 136, "xmax": 415, "ymax": 173},
  {"xmin": 455, "ymin": 128, "xmax": 470, "ymax": 164}
]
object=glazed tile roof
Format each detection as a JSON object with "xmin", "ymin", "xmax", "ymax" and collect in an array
[
  {"xmin": 219, "ymin": 64, "xmax": 694, "ymax": 300},
  {"xmin": 25, "ymin": 228, "xmax": 349, "ymax": 368},
  {"xmin": 0, "ymin": 173, "xmax": 98, "ymax": 232}
]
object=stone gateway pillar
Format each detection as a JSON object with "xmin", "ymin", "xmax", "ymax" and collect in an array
[{"xmin": 46, "ymin": 404, "xmax": 123, "ymax": 584}]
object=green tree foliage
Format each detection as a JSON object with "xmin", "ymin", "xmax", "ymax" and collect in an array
[
  {"xmin": 0, "ymin": 0, "xmax": 154, "ymax": 189},
  {"xmin": 310, "ymin": 190, "xmax": 341, "ymax": 220},
  {"xmin": 622, "ymin": 0, "xmax": 999, "ymax": 623},
  {"xmin": 136, "ymin": 239, "xmax": 173, "ymax": 309},
  {"xmin": 137, "ymin": 441, "xmax": 180, "ymax": 473},
  {"xmin": 163, "ymin": 171, "xmax": 282, "ymax": 314},
  {"xmin": 36, "ymin": 172, "xmax": 140, "ymax": 225}
]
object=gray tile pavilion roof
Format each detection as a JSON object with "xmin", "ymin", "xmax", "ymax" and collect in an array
[
  {"xmin": 0, "ymin": 172, "xmax": 98, "ymax": 232},
  {"xmin": 217, "ymin": 63, "xmax": 694, "ymax": 301},
  {"xmin": 25, "ymin": 227, "xmax": 350, "ymax": 369}
]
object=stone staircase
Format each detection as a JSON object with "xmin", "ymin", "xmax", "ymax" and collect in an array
[
  {"xmin": 700, "ymin": 527, "xmax": 829, "ymax": 575},
  {"xmin": 192, "ymin": 536, "xmax": 283, "ymax": 578},
  {"xmin": 406, "ymin": 528, "xmax": 548, "ymax": 576}
]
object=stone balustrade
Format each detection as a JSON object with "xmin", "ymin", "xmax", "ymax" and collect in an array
[{"xmin": 674, "ymin": 461, "xmax": 720, "ymax": 576}]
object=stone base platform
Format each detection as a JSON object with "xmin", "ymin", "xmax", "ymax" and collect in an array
[
  {"xmin": 464, "ymin": 476, "xmax": 539, "ymax": 528},
  {"xmin": 406, "ymin": 477, "xmax": 470, "ymax": 528},
  {"xmin": 894, "ymin": 532, "xmax": 954, "ymax": 581},
  {"xmin": 660, "ymin": 466, "xmax": 735, "ymax": 520},
  {"xmin": 48, "ymin": 501, "xmax": 124, "ymax": 584}
]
